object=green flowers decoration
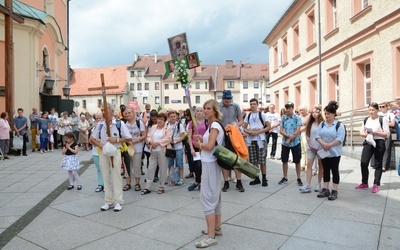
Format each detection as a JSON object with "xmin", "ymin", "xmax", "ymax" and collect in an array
[{"xmin": 174, "ymin": 59, "xmax": 191, "ymax": 88}]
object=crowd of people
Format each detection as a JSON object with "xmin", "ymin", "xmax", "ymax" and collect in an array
[{"xmin": 0, "ymin": 95, "xmax": 399, "ymax": 248}]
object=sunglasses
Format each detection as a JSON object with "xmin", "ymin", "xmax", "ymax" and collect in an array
[{"xmin": 379, "ymin": 105, "xmax": 386, "ymax": 108}]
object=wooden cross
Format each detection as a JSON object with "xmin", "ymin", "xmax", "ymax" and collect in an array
[
  {"xmin": 88, "ymin": 73, "xmax": 119, "ymax": 167},
  {"xmin": 0, "ymin": 0, "xmax": 24, "ymax": 124}
]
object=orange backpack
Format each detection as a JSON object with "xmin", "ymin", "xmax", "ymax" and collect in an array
[{"xmin": 225, "ymin": 124, "xmax": 249, "ymax": 160}]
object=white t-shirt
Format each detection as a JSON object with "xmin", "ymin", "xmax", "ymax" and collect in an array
[
  {"xmin": 168, "ymin": 122, "xmax": 185, "ymax": 150},
  {"xmin": 378, "ymin": 111, "xmax": 395, "ymax": 126},
  {"xmin": 200, "ymin": 121, "xmax": 224, "ymax": 163},
  {"xmin": 244, "ymin": 112, "xmax": 267, "ymax": 141},
  {"xmin": 48, "ymin": 114, "xmax": 59, "ymax": 130},
  {"xmin": 151, "ymin": 128, "xmax": 164, "ymax": 152},
  {"xmin": 125, "ymin": 120, "xmax": 145, "ymax": 153},
  {"xmin": 360, "ymin": 116, "xmax": 389, "ymax": 140},
  {"xmin": 265, "ymin": 112, "xmax": 280, "ymax": 133}
]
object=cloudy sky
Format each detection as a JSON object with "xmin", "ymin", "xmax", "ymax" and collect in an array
[{"xmin": 69, "ymin": 0, "xmax": 293, "ymax": 68}]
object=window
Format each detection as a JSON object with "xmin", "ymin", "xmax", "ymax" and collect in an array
[
  {"xmin": 282, "ymin": 35, "xmax": 288, "ymax": 65},
  {"xmin": 174, "ymin": 84, "xmax": 179, "ymax": 89},
  {"xmin": 112, "ymin": 99, "xmax": 117, "ymax": 105},
  {"xmin": 243, "ymin": 81, "xmax": 248, "ymax": 89},
  {"xmin": 130, "ymin": 71, "xmax": 134, "ymax": 77},
  {"xmin": 143, "ymin": 97, "xmax": 148, "ymax": 104},
  {"xmin": 130, "ymin": 83, "xmax": 135, "ymax": 91},
  {"xmin": 132, "ymin": 97, "xmax": 137, "ymax": 102},
  {"xmin": 308, "ymin": 78, "xmax": 317, "ymax": 108},
  {"xmin": 82, "ymin": 100, "xmax": 86, "ymax": 106},
  {"xmin": 265, "ymin": 80, "xmax": 270, "ymax": 87},
  {"xmin": 137, "ymin": 71, "xmax": 142, "ymax": 77},
  {"xmin": 155, "ymin": 82, "xmax": 160, "ymax": 90},
  {"xmin": 327, "ymin": 66, "xmax": 340, "ymax": 104},
  {"xmin": 335, "ymin": 74, "xmax": 340, "ymax": 103},
  {"xmin": 333, "ymin": 0, "xmax": 337, "ymax": 29},
  {"xmin": 137, "ymin": 83, "xmax": 142, "ymax": 90},
  {"xmin": 306, "ymin": 7, "xmax": 316, "ymax": 47},
  {"xmin": 351, "ymin": 0, "xmax": 371, "ymax": 18},
  {"xmin": 362, "ymin": 0, "xmax": 369, "ymax": 9},
  {"xmin": 243, "ymin": 94, "xmax": 248, "ymax": 102},
  {"xmin": 195, "ymin": 82, "xmax": 200, "ymax": 89},
  {"xmin": 165, "ymin": 83, "xmax": 169, "ymax": 90},
  {"xmin": 155, "ymin": 96, "xmax": 160, "ymax": 104},
  {"xmin": 183, "ymin": 96, "xmax": 188, "ymax": 103},
  {"xmin": 97, "ymin": 99, "xmax": 102, "ymax": 106},
  {"xmin": 292, "ymin": 23, "xmax": 300, "ymax": 57},
  {"xmin": 165, "ymin": 96, "xmax": 169, "ymax": 104},
  {"xmin": 227, "ymin": 81, "xmax": 234, "ymax": 88},
  {"xmin": 273, "ymin": 44, "xmax": 278, "ymax": 71},
  {"xmin": 145, "ymin": 82, "xmax": 149, "ymax": 90},
  {"xmin": 254, "ymin": 94, "xmax": 259, "ymax": 100},
  {"xmin": 205, "ymin": 82, "xmax": 208, "ymax": 89},
  {"xmin": 326, "ymin": 0, "xmax": 338, "ymax": 34},
  {"xmin": 364, "ymin": 63, "xmax": 371, "ymax": 105},
  {"xmin": 266, "ymin": 94, "xmax": 271, "ymax": 103},
  {"xmin": 196, "ymin": 96, "xmax": 200, "ymax": 103},
  {"xmin": 392, "ymin": 40, "xmax": 400, "ymax": 97},
  {"xmin": 254, "ymin": 81, "xmax": 259, "ymax": 89}
]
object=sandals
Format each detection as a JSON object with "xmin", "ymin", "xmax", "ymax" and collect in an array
[
  {"xmin": 123, "ymin": 184, "xmax": 131, "ymax": 191},
  {"xmin": 157, "ymin": 189, "xmax": 164, "ymax": 194},
  {"xmin": 134, "ymin": 184, "xmax": 141, "ymax": 191},
  {"xmin": 141, "ymin": 189, "xmax": 151, "ymax": 195}
]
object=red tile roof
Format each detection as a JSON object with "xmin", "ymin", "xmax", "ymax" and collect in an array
[{"xmin": 70, "ymin": 65, "xmax": 128, "ymax": 96}]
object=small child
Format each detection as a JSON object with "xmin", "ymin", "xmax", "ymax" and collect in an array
[
  {"xmin": 47, "ymin": 122, "xmax": 54, "ymax": 152},
  {"xmin": 61, "ymin": 132, "xmax": 82, "ymax": 190}
]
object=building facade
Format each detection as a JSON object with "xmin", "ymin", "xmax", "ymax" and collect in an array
[
  {"xmin": 263, "ymin": 0, "xmax": 400, "ymax": 111},
  {"xmin": 0, "ymin": 0, "xmax": 69, "ymax": 113}
]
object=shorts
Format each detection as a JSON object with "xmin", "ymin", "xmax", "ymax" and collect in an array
[
  {"xmin": 281, "ymin": 144, "xmax": 301, "ymax": 164},
  {"xmin": 248, "ymin": 141, "xmax": 266, "ymax": 165}
]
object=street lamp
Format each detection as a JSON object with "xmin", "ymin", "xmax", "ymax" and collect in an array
[{"xmin": 62, "ymin": 84, "xmax": 71, "ymax": 99}]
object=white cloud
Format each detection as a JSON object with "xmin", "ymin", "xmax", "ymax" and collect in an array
[{"xmin": 70, "ymin": 0, "xmax": 293, "ymax": 68}]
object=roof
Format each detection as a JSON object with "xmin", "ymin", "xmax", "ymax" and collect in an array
[
  {"xmin": 69, "ymin": 65, "xmax": 129, "ymax": 96},
  {"xmin": 0, "ymin": 0, "xmax": 46, "ymax": 24},
  {"xmin": 128, "ymin": 54, "xmax": 170, "ymax": 78}
]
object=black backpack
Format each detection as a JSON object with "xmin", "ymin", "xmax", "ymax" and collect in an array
[
  {"xmin": 211, "ymin": 121, "xmax": 238, "ymax": 170},
  {"xmin": 246, "ymin": 111, "xmax": 267, "ymax": 128},
  {"xmin": 321, "ymin": 120, "xmax": 347, "ymax": 146}
]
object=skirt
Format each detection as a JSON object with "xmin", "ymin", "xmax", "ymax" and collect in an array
[{"xmin": 61, "ymin": 155, "xmax": 80, "ymax": 171}]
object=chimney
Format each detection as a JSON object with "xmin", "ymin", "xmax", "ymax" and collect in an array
[
  {"xmin": 134, "ymin": 53, "xmax": 139, "ymax": 62},
  {"xmin": 237, "ymin": 62, "xmax": 241, "ymax": 78},
  {"xmin": 196, "ymin": 60, "xmax": 202, "ymax": 72},
  {"xmin": 154, "ymin": 52, "xmax": 158, "ymax": 63},
  {"xmin": 226, "ymin": 60, "xmax": 233, "ymax": 69}
]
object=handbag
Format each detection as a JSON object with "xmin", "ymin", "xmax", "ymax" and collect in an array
[
  {"xmin": 58, "ymin": 127, "xmax": 65, "ymax": 135},
  {"xmin": 13, "ymin": 136, "xmax": 23, "ymax": 149},
  {"xmin": 35, "ymin": 135, "xmax": 40, "ymax": 144},
  {"xmin": 165, "ymin": 148, "xmax": 176, "ymax": 158}
]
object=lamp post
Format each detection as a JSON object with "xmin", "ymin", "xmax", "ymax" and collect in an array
[
  {"xmin": 317, "ymin": 0, "xmax": 322, "ymax": 104},
  {"xmin": 62, "ymin": 84, "xmax": 71, "ymax": 99}
]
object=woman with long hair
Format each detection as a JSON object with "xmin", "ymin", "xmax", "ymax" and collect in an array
[
  {"xmin": 356, "ymin": 102, "xmax": 389, "ymax": 193},
  {"xmin": 193, "ymin": 99, "xmax": 224, "ymax": 248},
  {"xmin": 0, "ymin": 112, "xmax": 11, "ymax": 159},
  {"xmin": 299, "ymin": 104, "xmax": 325, "ymax": 193},
  {"xmin": 315, "ymin": 101, "xmax": 345, "ymax": 200}
]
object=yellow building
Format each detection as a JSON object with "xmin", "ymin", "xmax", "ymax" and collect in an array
[
  {"xmin": 0, "ymin": 0, "xmax": 69, "ymax": 114},
  {"xmin": 263, "ymin": 0, "xmax": 400, "ymax": 111}
]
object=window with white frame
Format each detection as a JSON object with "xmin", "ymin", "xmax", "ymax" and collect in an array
[
  {"xmin": 335, "ymin": 74, "xmax": 340, "ymax": 104},
  {"xmin": 333, "ymin": 0, "xmax": 337, "ymax": 29},
  {"xmin": 243, "ymin": 81, "xmax": 248, "ymax": 89},
  {"xmin": 265, "ymin": 80, "xmax": 270, "ymax": 87},
  {"xmin": 165, "ymin": 83, "xmax": 169, "ymax": 90},
  {"xmin": 155, "ymin": 82, "xmax": 160, "ymax": 90},
  {"xmin": 266, "ymin": 94, "xmax": 271, "ymax": 103},
  {"xmin": 362, "ymin": 0, "xmax": 369, "ymax": 10},
  {"xmin": 82, "ymin": 100, "xmax": 86, "ymax": 106},
  {"xmin": 183, "ymin": 96, "xmax": 188, "ymax": 103},
  {"xmin": 130, "ymin": 83, "xmax": 135, "ymax": 91},
  {"xmin": 130, "ymin": 71, "xmax": 134, "ymax": 77},
  {"xmin": 137, "ymin": 71, "xmax": 142, "ymax": 77},
  {"xmin": 137, "ymin": 83, "xmax": 142, "ymax": 90},
  {"xmin": 112, "ymin": 99, "xmax": 117, "ymax": 105},
  {"xmin": 254, "ymin": 81, "xmax": 259, "ymax": 88},
  {"xmin": 143, "ymin": 97, "xmax": 148, "ymax": 104},
  {"xmin": 364, "ymin": 63, "xmax": 371, "ymax": 105},
  {"xmin": 195, "ymin": 82, "xmax": 200, "ymax": 89},
  {"xmin": 174, "ymin": 83, "xmax": 178, "ymax": 89},
  {"xmin": 227, "ymin": 81, "xmax": 234, "ymax": 88},
  {"xmin": 205, "ymin": 82, "xmax": 208, "ymax": 89},
  {"xmin": 243, "ymin": 94, "xmax": 248, "ymax": 102},
  {"xmin": 195, "ymin": 96, "xmax": 200, "ymax": 103},
  {"xmin": 155, "ymin": 96, "xmax": 160, "ymax": 104},
  {"xmin": 97, "ymin": 99, "xmax": 102, "ymax": 106},
  {"xmin": 145, "ymin": 82, "xmax": 149, "ymax": 90},
  {"xmin": 165, "ymin": 96, "xmax": 169, "ymax": 104},
  {"xmin": 132, "ymin": 97, "xmax": 137, "ymax": 102}
]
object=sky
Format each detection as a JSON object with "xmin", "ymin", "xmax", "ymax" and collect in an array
[{"xmin": 69, "ymin": 0, "xmax": 294, "ymax": 68}]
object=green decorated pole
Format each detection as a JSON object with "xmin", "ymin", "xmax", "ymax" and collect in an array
[{"xmin": 213, "ymin": 145, "xmax": 260, "ymax": 179}]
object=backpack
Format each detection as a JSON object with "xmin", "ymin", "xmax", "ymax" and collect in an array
[
  {"xmin": 211, "ymin": 121, "xmax": 238, "ymax": 170},
  {"xmin": 321, "ymin": 120, "xmax": 347, "ymax": 146},
  {"xmin": 99, "ymin": 119, "xmax": 126, "ymax": 139},
  {"xmin": 246, "ymin": 111, "xmax": 265, "ymax": 127},
  {"xmin": 363, "ymin": 116, "xmax": 383, "ymax": 130}
]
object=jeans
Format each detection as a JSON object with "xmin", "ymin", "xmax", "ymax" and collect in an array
[
  {"xmin": 168, "ymin": 148, "xmax": 183, "ymax": 169},
  {"xmin": 265, "ymin": 132, "xmax": 278, "ymax": 157}
]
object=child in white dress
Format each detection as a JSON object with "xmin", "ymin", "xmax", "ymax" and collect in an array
[{"xmin": 61, "ymin": 132, "xmax": 81, "ymax": 190}]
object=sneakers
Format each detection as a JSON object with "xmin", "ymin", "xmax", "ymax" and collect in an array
[
  {"xmin": 188, "ymin": 183, "xmax": 199, "ymax": 191},
  {"xmin": 95, "ymin": 185, "xmax": 104, "ymax": 192},
  {"xmin": 249, "ymin": 177, "xmax": 261, "ymax": 185},
  {"xmin": 222, "ymin": 182, "xmax": 229, "ymax": 192},
  {"xmin": 201, "ymin": 228, "xmax": 223, "ymax": 236},
  {"xmin": 100, "ymin": 203, "xmax": 114, "ymax": 211},
  {"xmin": 236, "ymin": 182, "xmax": 245, "ymax": 192},
  {"xmin": 195, "ymin": 237, "xmax": 217, "ymax": 248},
  {"xmin": 278, "ymin": 177, "xmax": 288, "ymax": 185},
  {"xmin": 314, "ymin": 183, "xmax": 321, "ymax": 192},
  {"xmin": 317, "ymin": 188, "xmax": 330, "ymax": 198},
  {"xmin": 371, "ymin": 184, "xmax": 379, "ymax": 193},
  {"xmin": 355, "ymin": 183, "xmax": 369, "ymax": 189},
  {"xmin": 328, "ymin": 190, "xmax": 338, "ymax": 200},
  {"xmin": 114, "ymin": 203, "xmax": 123, "ymax": 212},
  {"xmin": 176, "ymin": 179, "xmax": 184, "ymax": 186},
  {"xmin": 297, "ymin": 178, "xmax": 303, "ymax": 186},
  {"xmin": 262, "ymin": 179, "xmax": 268, "ymax": 187},
  {"xmin": 299, "ymin": 184, "xmax": 311, "ymax": 193}
]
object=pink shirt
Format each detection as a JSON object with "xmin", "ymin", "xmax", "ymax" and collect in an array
[{"xmin": 0, "ymin": 119, "xmax": 11, "ymax": 139}]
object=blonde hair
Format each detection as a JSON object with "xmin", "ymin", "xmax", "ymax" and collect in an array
[{"xmin": 203, "ymin": 99, "xmax": 222, "ymax": 120}]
